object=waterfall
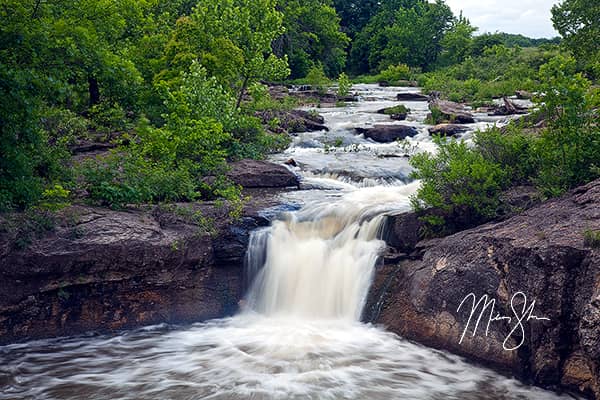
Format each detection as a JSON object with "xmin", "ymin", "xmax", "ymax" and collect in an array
[{"xmin": 244, "ymin": 183, "xmax": 419, "ymax": 320}]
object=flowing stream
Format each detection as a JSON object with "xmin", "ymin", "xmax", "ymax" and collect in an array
[{"xmin": 0, "ymin": 85, "xmax": 576, "ymax": 400}]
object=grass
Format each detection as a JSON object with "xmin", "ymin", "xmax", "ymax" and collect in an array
[{"xmin": 583, "ymin": 229, "xmax": 600, "ymax": 249}]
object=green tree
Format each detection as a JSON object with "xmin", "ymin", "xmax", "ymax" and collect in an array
[
  {"xmin": 438, "ymin": 14, "xmax": 477, "ymax": 66},
  {"xmin": 551, "ymin": 0, "xmax": 600, "ymax": 78},
  {"xmin": 164, "ymin": 0, "xmax": 290, "ymax": 108},
  {"xmin": 535, "ymin": 55, "xmax": 600, "ymax": 195},
  {"xmin": 350, "ymin": 0, "xmax": 454, "ymax": 74},
  {"xmin": 275, "ymin": 0, "xmax": 349, "ymax": 78},
  {"xmin": 332, "ymin": 0, "xmax": 381, "ymax": 37}
]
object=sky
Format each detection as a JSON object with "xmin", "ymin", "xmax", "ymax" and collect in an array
[{"xmin": 444, "ymin": 0, "xmax": 561, "ymax": 38}]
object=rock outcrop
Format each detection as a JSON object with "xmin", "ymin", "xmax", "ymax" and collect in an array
[
  {"xmin": 367, "ymin": 179, "xmax": 600, "ymax": 399},
  {"xmin": 355, "ymin": 125, "xmax": 418, "ymax": 143},
  {"xmin": 227, "ymin": 160, "xmax": 299, "ymax": 188},
  {"xmin": 429, "ymin": 100, "xmax": 475, "ymax": 124},
  {"xmin": 428, "ymin": 123, "xmax": 468, "ymax": 136},
  {"xmin": 0, "ymin": 186, "xmax": 289, "ymax": 344},
  {"xmin": 254, "ymin": 109, "xmax": 328, "ymax": 133}
]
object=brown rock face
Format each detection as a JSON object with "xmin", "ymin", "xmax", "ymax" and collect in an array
[
  {"xmin": 355, "ymin": 125, "xmax": 418, "ymax": 143},
  {"xmin": 227, "ymin": 160, "xmax": 299, "ymax": 188},
  {"xmin": 0, "ymin": 197, "xmax": 277, "ymax": 345},
  {"xmin": 368, "ymin": 179, "xmax": 600, "ymax": 399}
]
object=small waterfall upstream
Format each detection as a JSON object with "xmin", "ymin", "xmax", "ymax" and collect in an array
[{"xmin": 0, "ymin": 85, "xmax": 575, "ymax": 400}]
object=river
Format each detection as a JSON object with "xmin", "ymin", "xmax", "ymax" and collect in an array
[{"xmin": 0, "ymin": 85, "xmax": 577, "ymax": 400}]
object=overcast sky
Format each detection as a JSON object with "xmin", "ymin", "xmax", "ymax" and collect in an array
[{"xmin": 444, "ymin": 0, "xmax": 561, "ymax": 38}]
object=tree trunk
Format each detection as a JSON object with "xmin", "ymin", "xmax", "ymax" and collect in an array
[
  {"xmin": 88, "ymin": 76, "xmax": 100, "ymax": 107},
  {"xmin": 235, "ymin": 76, "xmax": 250, "ymax": 110}
]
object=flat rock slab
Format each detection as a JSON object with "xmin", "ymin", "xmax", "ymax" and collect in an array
[
  {"xmin": 397, "ymin": 92, "xmax": 429, "ymax": 101},
  {"xmin": 355, "ymin": 125, "xmax": 418, "ymax": 143},
  {"xmin": 227, "ymin": 159, "xmax": 299, "ymax": 188}
]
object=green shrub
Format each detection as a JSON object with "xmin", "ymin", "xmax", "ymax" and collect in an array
[
  {"xmin": 337, "ymin": 72, "xmax": 352, "ymax": 97},
  {"xmin": 78, "ymin": 152, "xmax": 199, "ymax": 208},
  {"xmin": 410, "ymin": 136, "xmax": 509, "ymax": 230},
  {"xmin": 474, "ymin": 126, "xmax": 537, "ymax": 185},
  {"xmin": 378, "ymin": 64, "xmax": 411, "ymax": 83},
  {"xmin": 533, "ymin": 55, "xmax": 600, "ymax": 196},
  {"xmin": 383, "ymin": 105, "xmax": 410, "ymax": 115},
  {"xmin": 584, "ymin": 230, "xmax": 600, "ymax": 249},
  {"xmin": 304, "ymin": 64, "xmax": 330, "ymax": 92}
]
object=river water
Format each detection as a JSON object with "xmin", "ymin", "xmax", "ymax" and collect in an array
[{"xmin": 0, "ymin": 85, "xmax": 576, "ymax": 400}]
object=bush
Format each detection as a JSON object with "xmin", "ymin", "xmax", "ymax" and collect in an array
[
  {"xmin": 78, "ymin": 151, "xmax": 200, "ymax": 208},
  {"xmin": 337, "ymin": 73, "xmax": 352, "ymax": 97},
  {"xmin": 382, "ymin": 104, "xmax": 410, "ymax": 115},
  {"xmin": 378, "ymin": 64, "xmax": 411, "ymax": 83},
  {"xmin": 304, "ymin": 64, "xmax": 330, "ymax": 92},
  {"xmin": 410, "ymin": 136, "xmax": 509, "ymax": 231},
  {"xmin": 533, "ymin": 55, "xmax": 600, "ymax": 196}
]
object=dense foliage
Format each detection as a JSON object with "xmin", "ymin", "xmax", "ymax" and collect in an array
[
  {"xmin": 275, "ymin": 0, "xmax": 349, "ymax": 79},
  {"xmin": 419, "ymin": 45, "xmax": 561, "ymax": 103},
  {"xmin": 2, "ymin": 0, "xmax": 597, "ymax": 219},
  {"xmin": 349, "ymin": 0, "xmax": 454, "ymax": 74},
  {"xmin": 552, "ymin": 0, "xmax": 599, "ymax": 79},
  {"xmin": 410, "ymin": 54, "xmax": 600, "ymax": 231},
  {"xmin": 0, "ymin": 0, "xmax": 291, "ymax": 210}
]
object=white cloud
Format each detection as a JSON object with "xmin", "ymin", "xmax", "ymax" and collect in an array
[{"xmin": 443, "ymin": 0, "xmax": 561, "ymax": 38}]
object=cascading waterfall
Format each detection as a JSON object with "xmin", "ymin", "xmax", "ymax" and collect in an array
[{"xmin": 244, "ymin": 183, "xmax": 419, "ymax": 321}]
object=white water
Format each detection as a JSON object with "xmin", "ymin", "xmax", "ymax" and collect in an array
[
  {"xmin": 0, "ymin": 85, "xmax": 576, "ymax": 400},
  {"xmin": 246, "ymin": 183, "xmax": 418, "ymax": 320}
]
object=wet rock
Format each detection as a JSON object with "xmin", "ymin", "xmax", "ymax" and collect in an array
[
  {"xmin": 429, "ymin": 100, "xmax": 475, "ymax": 124},
  {"xmin": 428, "ymin": 124, "xmax": 468, "ymax": 136},
  {"xmin": 0, "ymin": 196, "xmax": 281, "ymax": 344},
  {"xmin": 397, "ymin": 92, "xmax": 429, "ymax": 101},
  {"xmin": 368, "ymin": 179, "xmax": 600, "ymax": 399},
  {"xmin": 227, "ymin": 159, "xmax": 299, "ymax": 188},
  {"xmin": 284, "ymin": 158, "xmax": 298, "ymax": 167},
  {"xmin": 254, "ymin": 109, "xmax": 328, "ymax": 133},
  {"xmin": 355, "ymin": 125, "xmax": 418, "ymax": 143},
  {"xmin": 377, "ymin": 105, "xmax": 409, "ymax": 121},
  {"xmin": 489, "ymin": 97, "xmax": 529, "ymax": 116}
]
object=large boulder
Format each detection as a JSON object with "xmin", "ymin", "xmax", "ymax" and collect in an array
[
  {"xmin": 428, "ymin": 123, "xmax": 468, "ymax": 136},
  {"xmin": 367, "ymin": 179, "xmax": 600, "ymax": 399},
  {"xmin": 397, "ymin": 92, "xmax": 429, "ymax": 101},
  {"xmin": 377, "ymin": 105, "xmax": 409, "ymax": 121},
  {"xmin": 429, "ymin": 100, "xmax": 475, "ymax": 124},
  {"xmin": 355, "ymin": 124, "xmax": 418, "ymax": 143},
  {"xmin": 0, "ymin": 198, "xmax": 277, "ymax": 344},
  {"xmin": 227, "ymin": 160, "xmax": 299, "ymax": 188},
  {"xmin": 255, "ymin": 109, "xmax": 328, "ymax": 133}
]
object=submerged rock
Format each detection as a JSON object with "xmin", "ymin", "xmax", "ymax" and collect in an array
[
  {"xmin": 355, "ymin": 125, "xmax": 418, "ymax": 143},
  {"xmin": 227, "ymin": 160, "xmax": 299, "ymax": 188},
  {"xmin": 368, "ymin": 179, "xmax": 600, "ymax": 399}
]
